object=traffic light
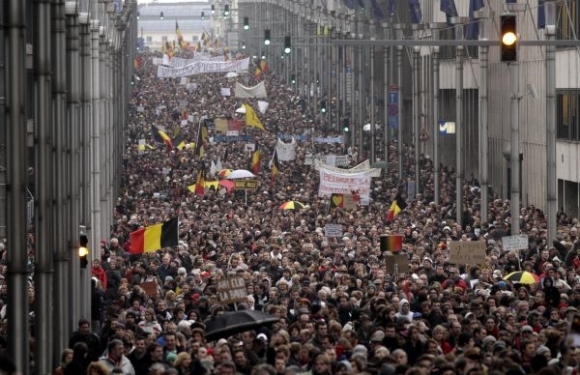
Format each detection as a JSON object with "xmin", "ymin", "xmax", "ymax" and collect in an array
[
  {"xmin": 291, "ymin": 74, "xmax": 296, "ymax": 84},
  {"xmin": 343, "ymin": 118, "xmax": 350, "ymax": 132},
  {"xmin": 224, "ymin": 5, "xmax": 230, "ymax": 17},
  {"xmin": 500, "ymin": 14, "xmax": 517, "ymax": 62},
  {"xmin": 201, "ymin": 11, "xmax": 205, "ymax": 20},
  {"xmin": 160, "ymin": 12, "xmax": 164, "ymax": 20},
  {"xmin": 79, "ymin": 232, "xmax": 89, "ymax": 269},
  {"xmin": 284, "ymin": 36, "xmax": 291, "ymax": 54},
  {"xmin": 211, "ymin": 4, "xmax": 215, "ymax": 14},
  {"xmin": 264, "ymin": 29, "xmax": 271, "ymax": 45},
  {"xmin": 320, "ymin": 100, "xmax": 327, "ymax": 113},
  {"xmin": 243, "ymin": 17, "xmax": 249, "ymax": 30}
]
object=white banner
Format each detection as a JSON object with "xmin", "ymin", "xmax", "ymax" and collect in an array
[
  {"xmin": 220, "ymin": 87, "xmax": 231, "ymax": 96},
  {"xmin": 314, "ymin": 159, "xmax": 382, "ymax": 177},
  {"xmin": 152, "ymin": 54, "xmax": 223, "ymax": 67},
  {"xmin": 276, "ymin": 138, "xmax": 296, "ymax": 161},
  {"xmin": 157, "ymin": 58, "xmax": 251, "ymax": 78},
  {"xmin": 234, "ymin": 81, "xmax": 268, "ymax": 98},
  {"xmin": 502, "ymin": 235, "xmax": 529, "ymax": 251},
  {"xmin": 318, "ymin": 167, "xmax": 372, "ymax": 202}
]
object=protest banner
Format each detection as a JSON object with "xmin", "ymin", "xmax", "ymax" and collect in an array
[
  {"xmin": 157, "ymin": 58, "xmax": 251, "ymax": 78},
  {"xmin": 318, "ymin": 167, "xmax": 372, "ymax": 202}
]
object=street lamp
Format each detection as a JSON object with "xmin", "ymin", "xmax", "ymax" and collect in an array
[
  {"xmin": 264, "ymin": 29, "xmax": 271, "ymax": 45},
  {"xmin": 160, "ymin": 12, "xmax": 164, "ymax": 20},
  {"xmin": 243, "ymin": 17, "xmax": 249, "ymax": 30}
]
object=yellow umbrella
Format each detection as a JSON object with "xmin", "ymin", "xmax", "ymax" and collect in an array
[{"xmin": 279, "ymin": 201, "xmax": 306, "ymax": 210}]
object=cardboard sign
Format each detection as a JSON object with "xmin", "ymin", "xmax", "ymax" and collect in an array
[
  {"xmin": 244, "ymin": 143, "xmax": 255, "ymax": 152},
  {"xmin": 385, "ymin": 255, "xmax": 410, "ymax": 274},
  {"xmin": 330, "ymin": 193, "xmax": 358, "ymax": 210},
  {"xmin": 448, "ymin": 241, "xmax": 487, "ymax": 264},
  {"xmin": 502, "ymin": 235, "xmax": 529, "ymax": 252},
  {"xmin": 324, "ymin": 224, "xmax": 343, "ymax": 238},
  {"xmin": 234, "ymin": 179, "xmax": 258, "ymax": 190},
  {"xmin": 139, "ymin": 281, "xmax": 158, "ymax": 297},
  {"xmin": 217, "ymin": 276, "xmax": 247, "ymax": 304}
]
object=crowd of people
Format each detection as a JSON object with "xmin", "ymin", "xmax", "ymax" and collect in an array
[{"xmin": 55, "ymin": 49, "xmax": 580, "ymax": 375}]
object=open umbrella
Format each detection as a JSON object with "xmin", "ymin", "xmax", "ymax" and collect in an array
[
  {"xmin": 503, "ymin": 271, "xmax": 540, "ymax": 284},
  {"xmin": 279, "ymin": 201, "xmax": 306, "ymax": 210},
  {"xmin": 227, "ymin": 169, "xmax": 256, "ymax": 180},
  {"xmin": 235, "ymin": 106, "xmax": 246, "ymax": 114},
  {"xmin": 219, "ymin": 180, "xmax": 235, "ymax": 192},
  {"xmin": 204, "ymin": 310, "xmax": 279, "ymax": 341},
  {"xmin": 217, "ymin": 169, "xmax": 233, "ymax": 178}
]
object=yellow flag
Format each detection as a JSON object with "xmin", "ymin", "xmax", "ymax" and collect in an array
[{"xmin": 244, "ymin": 104, "xmax": 265, "ymax": 131}]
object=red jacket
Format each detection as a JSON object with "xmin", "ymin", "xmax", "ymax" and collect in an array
[{"xmin": 91, "ymin": 266, "xmax": 107, "ymax": 290}]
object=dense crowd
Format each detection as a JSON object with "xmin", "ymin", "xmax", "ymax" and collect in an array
[{"xmin": 54, "ymin": 50, "xmax": 580, "ymax": 375}]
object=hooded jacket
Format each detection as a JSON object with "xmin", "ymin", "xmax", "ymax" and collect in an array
[{"xmin": 395, "ymin": 298, "xmax": 414, "ymax": 322}]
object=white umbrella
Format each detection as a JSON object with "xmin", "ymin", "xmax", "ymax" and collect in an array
[
  {"xmin": 235, "ymin": 106, "xmax": 246, "ymax": 114},
  {"xmin": 227, "ymin": 169, "xmax": 256, "ymax": 179},
  {"xmin": 226, "ymin": 72, "xmax": 238, "ymax": 78}
]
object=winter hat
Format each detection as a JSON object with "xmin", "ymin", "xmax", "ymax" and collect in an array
[{"xmin": 338, "ymin": 361, "xmax": 352, "ymax": 373}]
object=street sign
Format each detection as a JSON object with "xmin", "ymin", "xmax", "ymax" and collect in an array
[
  {"xmin": 439, "ymin": 121, "xmax": 456, "ymax": 135},
  {"xmin": 234, "ymin": 179, "xmax": 258, "ymax": 190}
]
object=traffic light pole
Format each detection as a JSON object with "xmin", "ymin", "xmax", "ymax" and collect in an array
[{"xmin": 510, "ymin": 61, "xmax": 520, "ymax": 235}]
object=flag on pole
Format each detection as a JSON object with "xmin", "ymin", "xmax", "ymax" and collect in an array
[
  {"xmin": 244, "ymin": 104, "xmax": 266, "ymax": 131},
  {"xmin": 269, "ymin": 149, "xmax": 280, "ymax": 185},
  {"xmin": 538, "ymin": 0, "xmax": 546, "ymax": 29},
  {"xmin": 176, "ymin": 21, "xmax": 183, "ymax": 46},
  {"xmin": 370, "ymin": 0, "xmax": 384, "ymax": 20},
  {"xmin": 388, "ymin": 0, "xmax": 396, "ymax": 16},
  {"xmin": 343, "ymin": 0, "xmax": 355, "ymax": 10},
  {"xmin": 195, "ymin": 163, "xmax": 206, "ymax": 196},
  {"xmin": 386, "ymin": 193, "xmax": 407, "ymax": 221},
  {"xmin": 194, "ymin": 120, "xmax": 208, "ymax": 157},
  {"xmin": 409, "ymin": 0, "xmax": 422, "ymax": 24},
  {"xmin": 129, "ymin": 218, "xmax": 179, "ymax": 254},
  {"xmin": 251, "ymin": 145, "xmax": 263, "ymax": 175},
  {"xmin": 466, "ymin": 0, "xmax": 485, "ymax": 39},
  {"xmin": 440, "ymin": 0, "xmax": 458, "ymax": 26}
]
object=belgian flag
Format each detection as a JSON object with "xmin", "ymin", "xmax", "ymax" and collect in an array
[
  {"xmin": 129, "ymin": 218, "xmax": 179, "ymax": 254},
  {"xmin": 152, "ymin": 125, "xmax": 174, "ymax": 150},
  {"xmin": 386, "ymin": 192, "xmax": 407, "ymax": 221},
  {"xmin": 195, "ymin": 164, "xmax": 206, "ymax": 196},
  {"xmin": 194, "ymin": 120, "xmax": 208, "ymax": 158},
  {"xmin": 269, "ymin": 149, "xmax": 279, "ymax": 186}
]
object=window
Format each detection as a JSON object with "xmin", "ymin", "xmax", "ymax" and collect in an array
[
  {"xmin": 161, "ymin": 36, "xmax": 168, "ymax": 43},
  {"xmin": 557, "ymin": 90, "xmax": 580, "ymax": 142},
  {"xmin": 557, "ymin": 1, "xmax": 580, "ymax": 45},
  {"xmin": 146, "ymin": 36, "xmax": 152, "ymax": 43}
]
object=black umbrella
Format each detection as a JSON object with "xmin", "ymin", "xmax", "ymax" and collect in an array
[{"xmin": 204, "ymin": 310, "xmax": 279, "ymax": 341}]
